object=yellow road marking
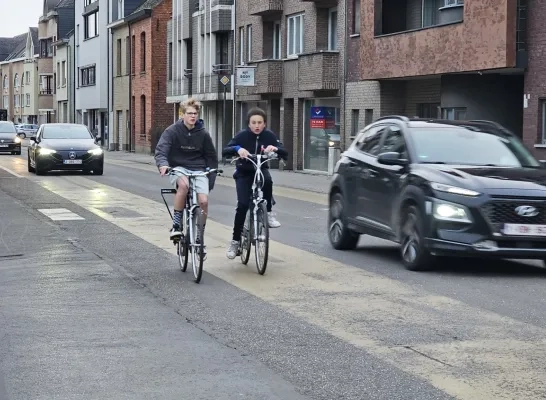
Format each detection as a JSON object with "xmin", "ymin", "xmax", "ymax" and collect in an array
[{"xmin": 32, "ymin": 174, "xmax": 546, "ymax": 400}]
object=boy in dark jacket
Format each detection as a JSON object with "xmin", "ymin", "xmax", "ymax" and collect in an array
[
  {"xmin": 222, "ymin": 107, "xmax": 288, "ymax": 260},
  {"xmin": 155, "ymin": 98, "xmax": 218, "ymax": 251}
]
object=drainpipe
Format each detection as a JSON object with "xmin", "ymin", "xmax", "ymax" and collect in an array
[
  {"xmin": 128, "ymin": 22, "xmax": 132, "ymax": 152},
  {"xmin": 106, "ymin": 2, "xmax": 110, "ymax": 150},
  {"xmin": 342, "ymin": 0, "xmax": 348, "ymax": 150}
]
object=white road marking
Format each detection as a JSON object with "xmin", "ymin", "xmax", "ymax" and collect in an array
[
  {"xmin": 0, "ymin": 165, "xmax": 23, "ymax": 178},
  {"xmin": 38, "ymin": 208, "xmax": 85, "ymax": 221},
  {"xmin": 32, "ymin": 174, "xmax": 546, "ymax": 400}
]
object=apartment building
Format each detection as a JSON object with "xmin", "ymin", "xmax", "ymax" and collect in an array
[
  {"xmin": 127, "ymin": 0, "xmax": 173, "ymax": 154},
  {"xmin": 53, "ymin": 30, "xmax": 75, "ymax": 123},
  {"xmin": 75, "ymin": 0, "xmax": 109, "ymax": 146},
  {"xmin": 167, "ymin": 0, "xmax": 235, "ymax": 161},
  {"xmin": 106, "ymin": 0, "xmax": 148, "ymax": 151},
  {"xmin": 0, "ymin": 29, "xmax": 39, "ymax": 124},
  {"xmin": 353, "ymin": 0, "xmax": 526, "ymax": 140},
  {"xmin": 234, "ymin": 0, "xmax": 341, "ymax": 171}
]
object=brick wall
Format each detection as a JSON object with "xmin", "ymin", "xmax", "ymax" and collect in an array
[
  {"xmin": 405, "ymin": 79, "xmax": 441, "ymax": 117},
  {"xmin": 130, "ymin": 0, "xmax": 172, "ymax": 154}
]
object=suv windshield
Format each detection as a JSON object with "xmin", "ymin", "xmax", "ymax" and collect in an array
[
  {"xmin": 0, "ymin": 123, "xmax": 16, "ymax": 133},
  {"xmin": 42, "ymin": 125, "xmax": 92, "ymax": 139},
  {"xmin": 410, "ymin": 127, "xmax": 540, "ymax": 168}
]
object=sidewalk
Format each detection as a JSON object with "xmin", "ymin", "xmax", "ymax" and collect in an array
[{"xmin": 104, "ymin": 150, "xmax": 332, "ymax": 194}]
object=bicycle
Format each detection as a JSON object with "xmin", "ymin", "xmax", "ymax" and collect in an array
[
  {"xmin": 231, "ymin": 150, "xmax": 278, "ymax": 275},
  {"xmin": 160, "ymin": 166, "xmax": 222, "ymax": 283}
]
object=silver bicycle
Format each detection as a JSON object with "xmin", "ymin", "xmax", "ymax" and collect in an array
[
  {"xmin": 161, "ymin": 166, "xmax": 222, "ymax": 283},
  {"xmin": 231, "ymin": 151, "xmax": 278, "ymax": 275}
]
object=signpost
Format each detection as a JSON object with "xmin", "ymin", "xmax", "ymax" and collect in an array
[{"xmin": 213, "ymin": 63, "xmax": 232, "ymax": 152}]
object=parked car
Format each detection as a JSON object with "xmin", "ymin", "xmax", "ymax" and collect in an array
[
  {"xmin": 28, "ymin": 123, "xmax": 103, "ymax": 175},
  {"xmin": 328, "ymin": 116, "xmax": 546, "ymax": 271},
  {"xmin": 16, "ymin": 123, "xmax": 39, "ymax": 138},
  {"xmin": 0, "ymin": 121, "xmax": 22, "ymax": 155}
]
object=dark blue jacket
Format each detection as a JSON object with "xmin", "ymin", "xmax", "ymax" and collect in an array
[{"xmin": 222, "ymin": 128, "xmax": 288, "ymax": 174}]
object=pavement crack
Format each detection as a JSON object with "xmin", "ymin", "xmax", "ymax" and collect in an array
[
  {"xmin": 0, "ymin": 253, "xmax": 23, "ymax": 259},
  {"xmin": 401, "ymin": 346, "xmax": 453, "ymax": 367}
]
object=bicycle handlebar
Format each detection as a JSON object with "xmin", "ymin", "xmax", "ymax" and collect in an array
[
  {"xmin": 165, "ymin": 166, "xmax": 223, "ymax": 177},
  {"xmin": 230, "ymin": 152, "xmax": 278, "ymax": 169}
]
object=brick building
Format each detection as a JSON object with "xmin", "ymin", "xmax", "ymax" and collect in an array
[
  {"xmin": 235, "ymin": 0, "xmax": 342, "ymax": 171},
  {"xmin": 351, "ymin": 0, "xmax": 527, "ymax": 143},
  {"xmin": 166, "ymin": 0, "xmax": 235, "ymax": 163},
  {"xmin": 127, "ymin": 0, "xmax": 173, "ymax": 154}
]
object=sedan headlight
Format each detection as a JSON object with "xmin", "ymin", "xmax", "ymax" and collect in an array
[
  {"xmin": 430, "ymin": 182, "xmax": 480, "ymax": 197},
  {"xmin": 433, "ymin": 201, "xmax": 472, "ymax": 223},
  {"xmin": 88, "ymin": 148, "xmax": 103, "ymax": 155},
  {"xmin": 39, "ymin": 148, "xmax": 56, "ymax": 155},
  {"xmin": 13, "ymin": 137, "xmax": 21, "ymax": 143},
  {"xmin": 328, "ymin": 141, "xmax": 335, "ymax": 147}
]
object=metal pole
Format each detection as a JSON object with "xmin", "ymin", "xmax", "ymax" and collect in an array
[{"xmin": 223, "ymin": 83, "xmax": 227, "ymax": 150}]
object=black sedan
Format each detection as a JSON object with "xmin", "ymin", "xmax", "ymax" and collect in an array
[
  {"xmin": 28, "ymin": 123, "xmax": 104, "ymax": 175},
  {"xmin": 0, "ymin": 121, "xmax": 22, "ymax": 155},
  {"xmin": 328, "ymin": 116, "xmax": 546, "ymax": 271}
]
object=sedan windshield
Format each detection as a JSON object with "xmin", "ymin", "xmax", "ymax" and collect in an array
[
  {"xmin": 410, "ymin": 127, "xmax": 541, "ymax": 168},
  {"xmin": 0, "ymin": 123, "xmax": 16, "ymax": 133},
  {"xmin": 42, "ymin": 125, "xmax": 93, "ymax": 139}
]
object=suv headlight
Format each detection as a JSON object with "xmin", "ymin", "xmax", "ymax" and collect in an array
[
  {"xmin": 432, "ymin": 200, "xmax": 472, "ymax": 223},
  {"xmin": 431, "ymin": 182, "xmax": 480, "ymax": 197},
  {"xmin": 88, "ymin": 148, "xmax": 103, "ymax": 155},
  {"xmin": 13, "ymin": 136, "xmax": 21, "ymax": 143},
  {"xmin": 39, "ymin": 148, "xmax": 56, "ymax": 155}
]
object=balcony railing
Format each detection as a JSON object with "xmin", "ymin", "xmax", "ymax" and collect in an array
[
  {"xmin": 249, "ymin": 0, "xmax": 283, "ymax": 16},
  {"xmin": 40, "ymin": 89, "xmax": 53, "ymax": 95}
]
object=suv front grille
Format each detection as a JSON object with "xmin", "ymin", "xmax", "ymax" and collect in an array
[{"xmin": 481, "ymin": 201, "xmax": 546, "ymax": 226}]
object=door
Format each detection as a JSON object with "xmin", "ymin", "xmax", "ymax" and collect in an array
[
  {"xmin": 347, "ymin": 125, "xmax": 385, "ymax": 224},
  {"xmin": 373, "ymin": 125, "xmax": 409, "ymax": 227}
]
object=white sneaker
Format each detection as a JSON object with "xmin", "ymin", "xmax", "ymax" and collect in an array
[
  {"xmin": 226, "ymin": 240, "xmax": 239, "ymax": 259},
  {"xmin": 268, "ymin": 212, "xmax": 281, "ymax": 228}
]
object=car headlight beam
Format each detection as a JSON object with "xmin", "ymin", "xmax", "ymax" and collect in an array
[
  {"xmin": 433, "ymin": 201, "xmax": 472, "ymax": 223},
  {"xmin": 13, "ymin": 137, "xmax": 21, "ymax": 143},
  {"xmin": 39, "ymin": 148, "xmax": 56, "ymax": 155},
  {"xmin": 88, "ymin": 148, "xmax": 103, "ymax": 155}
]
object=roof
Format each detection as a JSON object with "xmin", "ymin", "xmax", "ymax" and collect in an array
[
  {"xmin": 0, "ymin": 28, "xmax": 38, "ymax": 62},
  {"xmin": 56, "ymin": 0, "xmax": 75, "ymax": 7},
  {"xmin": 133, "ymin": 0, "xmax": 165, "ymax": 13}
]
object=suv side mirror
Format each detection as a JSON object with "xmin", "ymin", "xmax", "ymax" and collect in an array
[{"xmin": 377, "ymin": 151, "xmax": 409, "ymax": 166}]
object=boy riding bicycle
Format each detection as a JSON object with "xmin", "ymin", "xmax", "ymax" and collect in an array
[
  {"xmin": 155, "ymin": 98, "xmax": 218, "ymax": 254},
  {"xmin": 222, "ymin": 107, "xmax": 288, "ymax": 260}
]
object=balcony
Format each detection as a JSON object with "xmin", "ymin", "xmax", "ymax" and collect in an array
[
  {"xmin": 300, "ymin": 0, "xmax": 336, "ymax": 7},
  {"xmin": 249, "ymin": 0, "xmax": 282, "ymax": 16},
  {"xmin": 167, "ymin": 78, "xmax": 192, "ymax": 97},
  {"xmin": 298, "ymin": 51, "xmax": 339, "ymax": 91},
  {"xmin": 254, "ymin": 60, "xmax": 283, "ymax": 94},
  {"xmin": 363, "ymin": 0, "xmax": 519, "ymax": 79}
]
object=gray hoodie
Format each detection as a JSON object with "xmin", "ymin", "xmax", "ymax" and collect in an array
[{"xmin": 155, "ymin": 119, "xmax": 218, "ymax": 171}]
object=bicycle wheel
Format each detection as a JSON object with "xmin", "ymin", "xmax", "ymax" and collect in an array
[
  {"xmin": 240, "ymin": 209, "xmax": 252, "ymax": 265},
  {"xmin": 254, "ymin": 202, "xmax": 269, "ymax": 275},
  {"xmin": 178, "ymin": 209, "xmax": 189, "ymax": 272},
  {"xmin": 190, "ymin": 207, "xmax": 205, "ymax": 283}
]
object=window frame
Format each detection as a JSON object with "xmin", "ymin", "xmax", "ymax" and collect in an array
[
  {"xmin": 287, "ymin": 13, "xmax": 304, "ymax": 57},
  {"xmin": 272, "ymin": 21, "xmax": 281, "ymax": 59},
  {"xmin": 84, "ymin": 11, "xmax": 98, "ymax": 40},
  {"xmin": 328, "ymin": 7, "xmax": 338, "ymax": 50}
]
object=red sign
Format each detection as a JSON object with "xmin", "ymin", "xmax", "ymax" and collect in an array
[{"xmin": 310, "ymin": 119, "xmax": 325, "ymax": 128}]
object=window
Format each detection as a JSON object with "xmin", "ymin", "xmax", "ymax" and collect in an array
[
  {"xmin": 84, "ymin": 11, "xmax": 98, "ymax": 39},
  {"xmin": 40, "ymin": 38, "xmax": 53, "ymax": 57},
  {"xmin": 364, "ymin": 109, "xmax": 373, "ymax": 125},
  {"xmin": 14, "ymin": 73, "xmax": 19, "ymax": 88},
  {"xmin": 57, "ymin": 63, "xmax": 61, "ymax": 87},
  {"xmin": 84, "ymin": 0, "xmax": 93, "ymax": 5},
  {"xmin": 418, "ymin": 103, "xmax": 439, "ymax": 118},
  {"xmin": 117, "ymin": 39, "xmax": 122, "ymax": 76},
  {"xmin": 287, "ymin": 13, "xmax": 304, "ymax": 57},
  {"xmin": 273, "ymin": 22, "xmax": 281, "ymax": 59},
  {"xmin": 541, "ymin": 100, "xmax": 546, "ymax": 144},
  {"xmin": 42, "ymin": 124, "xmax": 93, "ymax": 139},
  {"xmin": 140, "ymin": 95, "xmax": 146, "ymax": 136},
  {"xmin": 125, "ymin": 36, "xmax": 130, "ymax": 74},
  {"xmin": 80, "ymin": 66, "xmax": 96, "ymax": 86},
  {"xmin": 216, "ymin": 33, "xmax": 230, "ymax": 67},
  {"xmin": 351, "ymin": 109, "xmax": 359, "ymax": 136},
  {"xmin": 381, "ymin": 126, "xmax": 408, "ymax": 158},
  {"xmin": 39, "ymin": 75, "xmax": 53, "ymax": 94},
  {"xmin": 444, "ymin": 0, "xmax": 463, "ymax": 5},
  {"xmin": 26, "ymin": 71, "xmax": 30, "ymax": 84},
  {"xmin": 14, "ymin": 95, "xmax": 19, "ymax": 107},
  {"xmin": 422, "ymin": 0, "xmax": 440, "ymax": 27},
  {"xmin": 442, "ymin": 107, "xmax": 466, "ymax": 120},
  {"xmin": 62, "ymin": 61, "xmax": 66, "ymax": 85},
  {"xmin": 2, "ymin": 96, "xmax": 8, "ymax": 108},
  {"xmin": 117, "ymin": 0, "xmax": 123, "ymax": 19},
  {"xmin": 168, "ymin": 42, "xmax": 173, "ymax": 80},
  {"xmin": 355, "ymin": 126, "xmax": 385, "ymax": 155},
  {"xmin": 246, "ymin": 25, "xmax": 252, "ymax": 61},
  {"xmin": 353, "ymin": 0, "xmax": 360, "ymax": 34},
  {"xmin": 328, "ymin": 8, "xmax": 338, "ymax": 50},
  {"xmin": 238, "ymin": 27, "xmax": 244, "ymax": 64},
  {"xmin": 140, "ymin": 32, "xmax": 146, "ymax": 72},
  {"xmin": 2, "ymin": 75, "xmax": 7, "ymax": 88},
  {"xmin": 131, "ymin": 35, "xmax": 135, "ymax": 74},
  {"xmin": 26, "ymin": 94, "xmax": 30, "ymax": 106}
]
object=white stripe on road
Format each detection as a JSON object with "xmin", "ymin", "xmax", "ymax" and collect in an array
[
  {"xmin": 0, "ymin": 165, "xmax": 23, "ymax": 178},
  {"xmin": 32, "ymin": 174, "xmax": 546, "ymax": 400},
  {"xmin": 38, "ymin": 208, "xmax": 85, "ymax": 221}
]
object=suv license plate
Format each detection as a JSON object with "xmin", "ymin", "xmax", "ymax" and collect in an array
[{"xmin": 63, "ymin": 159, "xmax": 82, "ymax": 164}]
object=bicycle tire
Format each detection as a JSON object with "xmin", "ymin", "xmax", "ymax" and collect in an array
[
  {"xmin": 178, "ymin": 208, "xmax": 189, "ymax": 272},
  {"xmin": 254, "ymin": 202, "xmax": 269, "ymax": 275},
  {"xmin": 240, "ymin": 209, "xmax": 252, "ymax": 265},
  {"xmin": 191, "ymin": 208, "xmax": 205, "ymax": 283}
]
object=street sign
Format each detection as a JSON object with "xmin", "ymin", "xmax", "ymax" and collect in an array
[
  {"xmin": 220, "ymin": 75, "xmax": 230, "ymax": 86},
  {"xmin": 235, "ymin": 67, "xmax": 256, "ymax": 86}
]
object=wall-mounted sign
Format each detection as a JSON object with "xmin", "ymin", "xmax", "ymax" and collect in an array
[{"xmin": 236, "ymin": 67, "xmax": 256, "ymax": 87}]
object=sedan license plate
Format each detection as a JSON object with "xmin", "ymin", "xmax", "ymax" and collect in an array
[
  {"xmin": 503, "ymin": 224, "xmax": 546, "ymax": 236},
  {"xmin": 0, "ymin": 144, "xmax": 8, "ymax": 147},
  {"xmin": 63, "ymin": 159, "xmax": 82, "ymax": 164}
]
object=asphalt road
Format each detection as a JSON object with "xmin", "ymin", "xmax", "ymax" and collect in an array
[{"xmin": 1, "ymin": 145, "xmax": 546, "ymax": 399}]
